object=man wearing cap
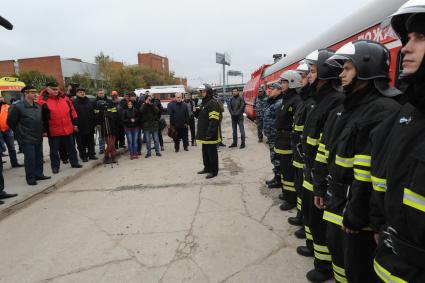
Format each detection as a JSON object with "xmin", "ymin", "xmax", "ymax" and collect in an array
[
  {"xmin": 7, "ymin": 85, "xmax": 50, "ymax": 185},
  {"xmin": 40, "ymin": 82, "xmax": 82, "ymax": 174},
  {"xmin": 263, "ymin": 82, "xmax": 284, "ymax": 189},
  {"xmin": 72, "ymin": 86, "xmax": 97, "ymax": 162},
  {"xmin": 369, "ymin": 2, "xmax": 425, "ymax": 282}
]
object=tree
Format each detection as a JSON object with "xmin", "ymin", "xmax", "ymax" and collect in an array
[{"xmin": 19, "ymin": 70, "xmax": 57, "ymax": 91}]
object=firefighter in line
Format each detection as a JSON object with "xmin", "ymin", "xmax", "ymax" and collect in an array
[
  {"xmin": 263, "ymin": 82, "xmax": 284, "ymax": 189},
  {"xmin": 274, "ymin": 70, "xmax": 302, "ymax": 211},
  {"xmin": 313, "ymin": 40, "xmax": 401, "ymax": 283},
  {"xmin": 195, "ymin": 84, "xmax": 221, "ymax": 179},
  {"xmin": 298, "ymin": 49, "xmax": 344, "ymax": 283},
  {"xmin": 288, "ymin": 63, "xmax": 315, "ymax": 241},
  {"xmin": 254, "ymin": 86, "xmax": 268, "ymax": 143},
  {"xmin": 369, "ymin": 1, "xmax": 425, "ymax": 282}
]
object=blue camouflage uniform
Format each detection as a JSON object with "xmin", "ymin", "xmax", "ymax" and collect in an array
[
  {"xmin": 254, "ymin": 91, "xmax": 268, "ymax": 140},
  {"xmin": 263, "ymin": 94, "xmax": 283, "ymax": 174}
]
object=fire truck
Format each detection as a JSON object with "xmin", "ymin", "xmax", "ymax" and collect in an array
[{"xmin": 243, "ymin": 0, "xmax": 408, "ymax": 119}]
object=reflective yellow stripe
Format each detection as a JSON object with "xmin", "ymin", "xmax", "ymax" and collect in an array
[
  {"xmin": 209, "ymin": 113, "xmax": 220, "ymax": 118},
  {"xmin": 283, "ymin": 180, "xmax": 295, "ymax": 187},
  {"xmin": 314, "ymin": 251, "xmax": 332, "ymax": 261},
  {"xmin": 372, "ymin": 175, "xmax": 387, "ymax": 192},
  {"xmin": 315, "ymin": 153, "xmax": 327, "ymax": 164},
  {"xmin": 323, "ymin": 210, "xmax": 343, "ymax": 226},
  {"xmin": 354, "ymin": 154, "xmax": 371, "ymax": 167},
  {"xmin": 297, "ymin": 202, "xmax": 302, "ymax": 210},
  {"xmin": 307, "ymin": 136, "xmax": 319, "ymax": 146},
  {"xmin": 334, "ymin": 272, "xmax": 348, "ymax": 283},
  {"xmin": 107, "ymin": 107, "xmax": 117, "ymax": 112},
  {"xmin": 196, "ymin": 138, "xmax": 221, "ymax": 145},
  {"xmin": 354, "ymin": 168, "xmax": 372, "ymax": 182},
  {"xmin": 335, "ymin": 155, "xmax": 354, "ymax": 168},
  {"xmin": 374, "ymin": 259, "xmax": 408, "ymax": 283},
  {"xmin": 283, "ymin": 186, "xmax": 296, "ymax": 192},
  {"xmin": 304, "ymin": 226, "xmax": 311, "ymax": 233},
  {"xmin": 332, "ymin": 262, "xmax": 346, "ymax": 276},
  {"xmin": 94, "ymin": 109, "xmax": 100, "ymax": 113},
  {"xmin": 318, "ymin": 143, "xmax": 328, "ymax": 156},
  {"xmin": 305, "ymin": 232, "xmax": 313, "ymax": 240},
  {"xmin": 294, "ymin": 124, "xmax": 304, "ymax": 132},
  {"xmin": 297, "ymin": 197, "xmax": 302, "ymax": 205},
  {"xmin": 274, "ymin": 148, "xmax": 293, "ymax": 155},
  {"xmin": 403, "ymin": 188, "xmax": 425, "ymax": 212},
  {"xmin": 314, "ymin": 243, "xmax": 329, "ymax": 253},
  {"xmin": 209, "ymin": 111, "xmax": 220, "ymax": 116},
  {"xmin": 303, "ymin": 180, "xmax": 313, "ymax": 191},
  {"xmin": 292, "ymin": 160, "xmax": 304, "ymax": 168}
]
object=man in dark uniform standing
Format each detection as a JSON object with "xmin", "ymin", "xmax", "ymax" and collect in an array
[
  {"xmin": 195, "ymin": 84, "xmax": 221, "ymax": 179},
  {"xmin": 370, "ymin": 2, "xmax": 425, "ymax": 282}
]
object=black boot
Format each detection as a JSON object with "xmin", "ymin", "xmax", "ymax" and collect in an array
[
  {"xmin": 288, "ymin": 211, "xmax": 303, "ymax": 226},
  {"xmin": 265, "ymin": 176, "xmax": 276, "ymax": 185},
  {"xmin": 306, "ymin": 269, "xmax": 333, "ymax": 283},
  {"xmin": 239, "ymin": 142, "xmax": 245, "ymax": 149},
  {"xmin": 278, "ymin": 193, "xmax": 284, "ymax": 200},
  {"xmin": 296, "ymin": 246, "xmax": 313, "ymax": 257},
  {"xmin": 280, "ymin": 201, "xmax": 296, "ymax": 211},
  {"xmin": 294, "ymin": 227, "xmax": 306, "ymax": 239},
  {"xmin": 268, "ymin": 175, "xmax": 282, "ymax": 189},
  {"xmin": 228, "ymin": 143, "xmax": 237, "ymax": 148}
]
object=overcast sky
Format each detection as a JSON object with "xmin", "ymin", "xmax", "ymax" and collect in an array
[{"xmin": 1, "ymin": 0, "xmax": 374, "ymax": 87}]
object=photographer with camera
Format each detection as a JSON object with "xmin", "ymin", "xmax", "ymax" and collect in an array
[{"xmin": 93, "ymin": 89, "xmax": 119, "ymax": 164}]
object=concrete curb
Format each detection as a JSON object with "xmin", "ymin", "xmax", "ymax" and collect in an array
[{"xmin": 0, "ymin": 148, "xmax": 127, "ymax": 220}]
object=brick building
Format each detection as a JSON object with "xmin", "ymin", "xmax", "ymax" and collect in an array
[
  {"xmin": 138, "ymin": 53, "xmax": 169, "ymax": 73},
  {"xmin": 0, "ymin": 56, "xmax": 99, "ymax": 88}
]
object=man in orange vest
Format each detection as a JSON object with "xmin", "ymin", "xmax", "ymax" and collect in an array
[{"xmin": 0, "ymin": 94, "xmax": 22, "ymax": 168}]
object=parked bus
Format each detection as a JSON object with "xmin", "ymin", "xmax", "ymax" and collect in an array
[
  {"xmin": 0, "ymin": 77, "xmax": 25, "ymax": 104},
  {"xmin": 135, "ymin": 85, "xmax": 186, "ymax": 110},
  {"xmin": 243, "ymin": 0, "xmax": 408, "ymax": 119}
]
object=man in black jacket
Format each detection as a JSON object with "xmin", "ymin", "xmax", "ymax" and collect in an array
[
  {"xmin": 169, "ymin": 93, "xmax": 189, "ymax": 152},
  {"xmin": 228, "ymin": 88, "xmax": 246, "ymax": 149},
  {"xmin": 7, "ymin": 85, "xmax": 50, "ymax": 186},
  {"xmin": 73, "ymin": 87, "xmax": 97, "ymax": 162},
  {"xmin": 140, "ymin": 95, "xmax": 162, "ymax": 158}
]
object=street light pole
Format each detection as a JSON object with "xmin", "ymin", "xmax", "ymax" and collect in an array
[{"xmin": 223, "ymin": 63, "xmax": 226, "ymax": 97}]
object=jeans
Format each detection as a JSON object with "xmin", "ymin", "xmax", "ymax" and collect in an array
[
  {"xmin": 231, "ymin": 116, "xmax": 245, "ymax": 145},
  {"xmin": 97, "ymin": 126, "xmax": 105, "ymax": 152},
  {"xmin": 144, "ymin": 129, "xmax": 160, "ymax": 155},
  {"xmin": 48, "ymin": 135, "xmax": 79, "ymax": 170},
  {"xmin": 1, "ymin": 130, "xmax": 18, "ymax": 166},
  {"xmin": 22, "ymin": 143, "xmax": 44, "ymax": 183},
  {"xmin": 137, "ymin": 129, "xmax": 142, "ymax": 154},
  {"xmin": 125, "ymin": 128, "xmax": 139, "ymax": 155}
]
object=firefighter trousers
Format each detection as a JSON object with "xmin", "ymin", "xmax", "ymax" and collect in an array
[
  {"xmin": 344, "ymin": 231, "xmax": 378, "ymax": 283},
  {"xmin": 279, "ymin": 152, "xmax": 296, "ymax": 204},
  {"xmin": 294, "ymin": 166, "xmax": 303, "ymax": 213},
  {"xmin": 326, "ymin": 222, "xmax": 346, "ymax": 283},
  {"xmin": 302, "ymin": 177, "xmax": 332, "ymax": 272}
]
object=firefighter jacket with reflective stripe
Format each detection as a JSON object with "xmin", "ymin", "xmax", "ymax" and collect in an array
[
  {"xmin": 301, "ymin": 82, "xmax": 343, "ymax": 184},
  {"xmin": 93, "ymin": 97, "xmax": 119, "ymax": 137},
  {"xmin": 274, "ymin": 89, "xmax": 301, "ymax": 152},
  {"xmin": 370, "ymin": 81, "xmax": 425, "ymax": 282},
  {"xmin": 291, "ymin": 85, "xmax": 315, "ymax": 168},
  {"xmin": 263, "ymin": 94, "xmax": 283, "ymax": 140},
  {"xmin": 195, "ymin": 95, "xmax": 221, "ymax": 144},
  {"xmin": 313, "ymin": 86, "xmax": 401, "ymax": 230}
]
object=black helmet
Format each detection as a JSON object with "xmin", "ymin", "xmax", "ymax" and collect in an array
[
  {"xmin": 199, "ymin": 83, "xmax": 213, "ymax": 96},
  {"xmin": 327, "ymin": 40, "xmax": 401, "ymax": 97},
  {"xmin": 384, "ymin": 0, "xmax": 425, "ymax": 45},
  {"xmin": 305, "ymin": 49, "xmax": 341, "ymax": 80},
  {"xmin": 326, "ymin": 40, "xmax": 391, "ymax": 80}
]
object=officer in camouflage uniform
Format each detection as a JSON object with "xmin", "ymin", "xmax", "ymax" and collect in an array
[
  {"xmin": 263, "ymin": 82, "xmax": 284, "ymax": 188},
  {"xmin": 254, "ymin": 86, "xmax": 268, "ymax": 142}
]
